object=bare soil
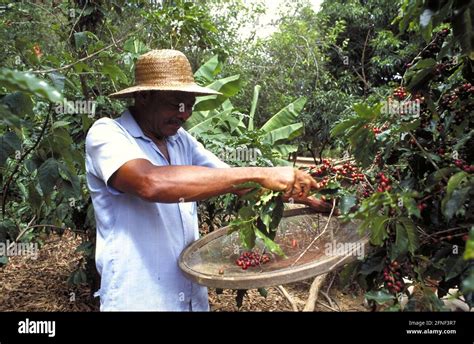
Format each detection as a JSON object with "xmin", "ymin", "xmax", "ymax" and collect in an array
[{"xmin": 0, "ymin": 231, "xmax": 367, "ymax": 312}]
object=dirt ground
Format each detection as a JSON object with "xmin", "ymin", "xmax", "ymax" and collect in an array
[{"xmin": 0, "ymin": 231, "xmax": 367, "ymax": 312}]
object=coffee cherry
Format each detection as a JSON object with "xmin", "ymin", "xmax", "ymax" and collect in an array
[
  {"xmin": 384, "ymin": 260, "xmax": 405, "ymax": 294},
  {"xmin": 393, "ymin": 87, "xmax": 408, "ymax": 100},
  {"xmin": 375, "ymin": 172, "xmax": 391, "ymax": 192},
  {"xmin": 417, "ymin": 203, "xmax": 427, "ymax": 211},
  {"xmin": 236, "ymin": 250, "xmax": 271, "ymax": 270}
]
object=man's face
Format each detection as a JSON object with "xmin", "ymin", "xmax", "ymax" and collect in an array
[{"xmin": 137, "ymin": 91, "xmax": 196, "ymax": 138}]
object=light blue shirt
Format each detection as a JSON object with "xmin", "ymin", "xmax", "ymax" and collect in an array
[{"xmin": 85, "ymin": 110, "xmax": 228, "ymax": 311}]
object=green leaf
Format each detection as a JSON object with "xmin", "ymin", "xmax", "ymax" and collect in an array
[
  {"xmin": 238, "ymin": 206, "xmax": 254, "ymax": 220},
  {"xmin": 273, "ymin": 144, "xmax": 298, "ymax": 156},
  {"xmin": 51, "ymin": 120, "xmax": 70, "ymax": 129},
  {"xmin": 248, "ymin": 85, "xmax": 261, "ymax": 131},
  {"xmin": 53, "ymin": 127, "xmax": 73, "ymax": 146},
  {"xmin": 263, "ymin": 123, "xmax": 304, "ymax": 145},
  {"xmin": 0, "ymin": 68, "xmax": 63, "ymax": 102},
  {"xmin": 369, "ymin": 215, "xmax": 389, "ymax": 246},
  {"xmin": 123, "ymin": 38, "xmax": 148, "ymax": 55},
  {"xmin": 365, "ymin": 290, "xmax": 395, "ymax": 305},
  {"xmin": 260, "ymin": 213, "xmax": 272, "ymax": 230},
  {"xmin": 454, "ymin": 130, "xmax": 473, "ymax": 151},
  {"xmin": 259, "ymin": 191, "xmax": 275, "ymax": 205},
  {"xmin": 186, "ymin": 108, "xmax": 232, "ymax": 134},
  {"xmin": 0, "ymin": 219, "xmax": 17, "ymax": 243},
  {"xmin": 255, "ymin": 228, "xmax": 285, "ymax": 256},
  {"xmin": 464, "ymin": 227, "xmax": 474, "ymax": 261},
  {"xmin": 412, "ymin": 58, "xmax": 436, "ymax": 70},
  {"xmin": 359, "ymin": 254, "xmax": 384, "ymax": 276},
  {"xmin": 204, "ymin": 74, "xmax": 241, "ymax": 97},
  {"xmin": 194, "ymin": 55, "xmax": 222, "ymax": 83},
  {"xmin": 0, "ymin": 104, "xmax": 23, "ymax": 129},
  {"xmin": 0, "ymin": 131, "xmax": 21, "ymax": 166},
  {"xmin": 2, "ymin": 131, "xmax": 22, "ymax": 151},
  {"xmin": 1, "ymin": 92, "xmax": 33, "ymax": 116},
  {"xmin": 353, "ymin": 103, "xmax": 377, "ymax": 119},
  {"xmin": 399, "ymin": 119, "xmax": 420, "ymax": 132},
  {"xmin": 402, "ymin": 195, "xmax": 421, "ymax": 218},
  {"xmin": 233, "ymin": 181, "xmax": 262, "ymax": 190},
  {"xmin": 442, "ymin": 188, "xmax": 471, "ymax": 220},
  {"xmin": 192, "ymin": 95, "xmax": 229, "ymax": 112},
  {"xmin": 74, "ymin": 32, "xmax": 87, "ymax": 50},
  {"xmin": 399, "ymin": 217, "xmax": 418, "ymax": 254},
  {"xmin": 59, "ymin": 163, "xmax": 81, "ymax": 197},
  {"xmin": 270, "ymin": 197, "xmax": 284, "ymax": 230},
  {"xmin": 429, "ymin": 167, "xmax": 458, "ymax": 183},
  {"xmin": 239, "ymin": 188, "xmax": 262, "ymax": 201},
  {"xmin": 48, "ymin": 72, "xmax": 65, "ymax": 92},
  {"xmin": 101, "ymin": 64, "xmax": 128, "ymax": 84},
  {"xmin": 405, "ymin": 67, "xmax": 434, "ymax": 90},
  {"xmin": 257, "ymin": 287, "xmax": 268, "ymax": 298},
  {"xmin": 348, "ymin": 125, "xmax": 377, "ymax": 168},
  {"xmin": 441, "ymin": 172, "xmax": 472, "ymax": 220},
  {"xmin": 28, "ymin": 183, "xmax": 42, "ymax": 212},
  {"xmin": 239, "ymin": 222, "xmax": 256, "ymax": 249},
  {"xmin": 384, "ymin": 304, "xmax": 402, "ymax": 312},
  {"xmin": 331, "ymin": 117, "xmax": 360, "ymax": 137},
  {"xmin": 447, "ymin": 171, "xmax": 469, "ymax": 195},
  {"xmin": 37, "ymin": 158, "xmax": 60, "ymax": 197},
  {"xmin": 391, "ymin": 223, "xmax": 408, "ymax": 260},
  {"xmin": 445, "ymin": 256, "xmax": 466, "ymax": 281},
  {"xmin": 261, "ymin": 97, "xmax": 306, "ymax": 133}
]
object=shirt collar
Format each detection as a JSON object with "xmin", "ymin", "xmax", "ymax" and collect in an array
[{"xmin": 120, "ymin": 109, "xmax": 179, "ymax": 142}]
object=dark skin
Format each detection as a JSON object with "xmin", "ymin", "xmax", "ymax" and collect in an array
[{"xmin": 109, "ymin": 91, "xmax": 333, "ymax": 212}]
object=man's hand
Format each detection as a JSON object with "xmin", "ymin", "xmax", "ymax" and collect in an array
[
  {"xmin": 283, "ymin": 195, "xmax": 338, "ymax": 214},
  {"xmin": 259, "ymin": 167, "xmax": 317, "ymax": 198}
]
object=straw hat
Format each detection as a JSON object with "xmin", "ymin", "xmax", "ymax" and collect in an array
[{"xmin": 109, "ymin": 49, "xmax": 221, "ymax": 98}]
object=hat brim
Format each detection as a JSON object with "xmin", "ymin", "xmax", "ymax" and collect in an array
[{"xmin": 109, "ymin": 84, "xmax": 222, "ymax": 98}]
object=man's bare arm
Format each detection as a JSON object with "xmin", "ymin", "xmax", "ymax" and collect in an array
[{"xmin": 108, "ymin": 159, "xmax": 314, "ymax": 203}]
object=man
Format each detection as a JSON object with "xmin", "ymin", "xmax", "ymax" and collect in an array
[{"xmin": 86, "ymin": 49, "xmax": 329, "ymax": 311}]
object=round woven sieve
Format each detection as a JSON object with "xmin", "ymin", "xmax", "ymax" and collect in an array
[{"xmin": 179, "ymin": 207, "xmax": 369, "ymax": 289}]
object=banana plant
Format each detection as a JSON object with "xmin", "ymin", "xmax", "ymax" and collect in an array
[{"xmin": 185, "ymin": 55, "xmax": 306, "ymax": 165}]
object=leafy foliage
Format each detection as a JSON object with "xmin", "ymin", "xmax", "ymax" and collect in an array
[
  {"xmin": 330, "ymin": 2, "xmax": 474, "ymax": 309},
  {"xmin": 1, "ymin": 0, "xmax": 473, "ymax": 312},
  {"xmin": 0, "ymin": 0, "xmax": 265, "ymax": 288}
]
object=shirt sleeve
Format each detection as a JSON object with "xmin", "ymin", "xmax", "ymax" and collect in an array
[
  {"xmin": 183, "ymin": 130, "xmax": 229, "ymax": 168},
  {"xmin": 85, "ymin": 118, "xmax": 150, "ymax": 192}
]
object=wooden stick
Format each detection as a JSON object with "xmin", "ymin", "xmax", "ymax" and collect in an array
[
  {"xmin": 291, "ymin": 199, "xmax": 336, "ymax": 267},
  {"xmin": 316, "ymin": 299, "xmax": 339, "ymax": 312},
  {"xmin": 303, "ymin": 274, "xmax": 327, "ymax": 312},
  {"xmin": 276, "ymin": 285, "xmax": 299, "ymax": 312},
  {"xmin": 320, "ymin": 291, "xmax": 335, "ymax": 309}
]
